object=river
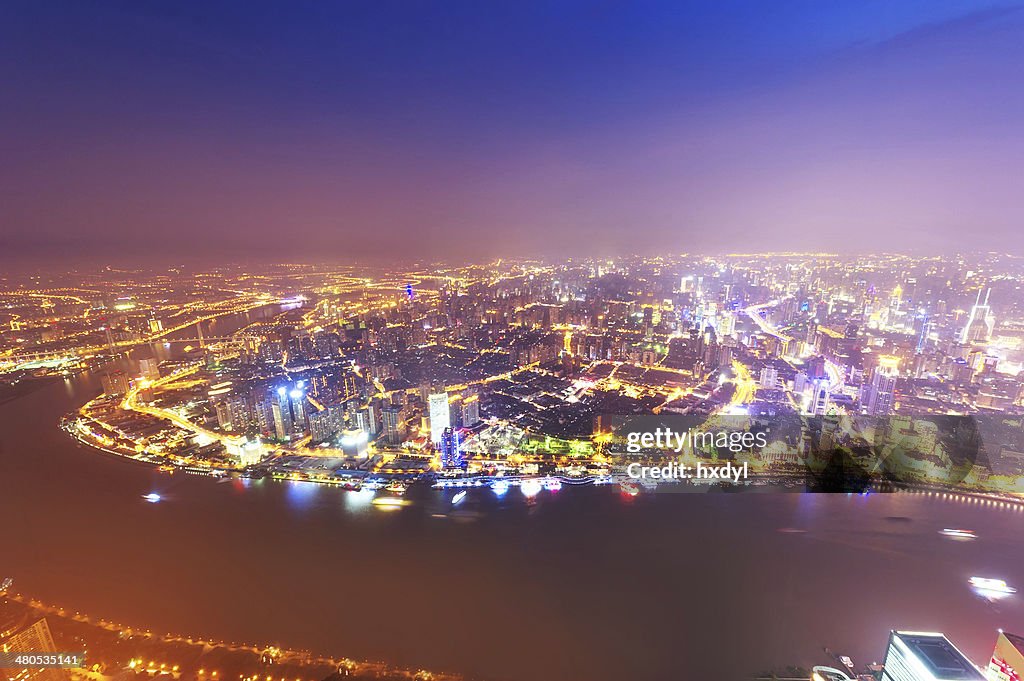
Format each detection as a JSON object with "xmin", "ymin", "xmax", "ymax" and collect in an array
[{"xmin": 2, "ymin": 313, "xmax": 1023, "ymax": 680}]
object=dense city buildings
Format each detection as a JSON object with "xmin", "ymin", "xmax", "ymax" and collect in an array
[{"xmin": 3, "ymin": 253, "xmax": 1024, "ymax": 501}]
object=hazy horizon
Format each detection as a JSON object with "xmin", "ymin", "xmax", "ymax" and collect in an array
[{"xmin": 3, "ymin": 1, "xmax": 1023, "ymax": 262}]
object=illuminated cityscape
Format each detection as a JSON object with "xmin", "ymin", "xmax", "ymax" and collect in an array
[
  {"xmin": 5, "ymin": 253, "xmax": 1024, "ymax": 678},
  {"xmin": 6, "ymin": 254, "xmax": 1024, "ymax": 489},
  {"xmin": 5, "ymin": 1, "xmax": 1024, "ymax": 680}
]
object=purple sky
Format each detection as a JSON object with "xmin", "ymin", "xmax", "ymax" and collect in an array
[{"xmin": 1, "ymin": 1, "xmax": 1023, "ymax": 263}]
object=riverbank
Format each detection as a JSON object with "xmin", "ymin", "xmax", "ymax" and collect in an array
[{"xmin": 0, "ymin": 592, "xmax": 459, "ymax": 681}]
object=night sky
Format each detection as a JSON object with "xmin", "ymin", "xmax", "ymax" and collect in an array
[{"xmin": 2, "ymin": 1, "xmax": 1023, "ymax": 263}]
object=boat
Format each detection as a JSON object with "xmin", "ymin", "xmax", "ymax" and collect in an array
[
  {"xmin": 519, "ymin": 478, "xmax": 543, "ymax": 498},
  {"xmin": 452, "ymin": 490, "xmax": 467, "ymax": 505},
  {"xmin": 619, "ymin": 480, "xmax": 640, "ymax": 497},
  {"xmin": 939, "ymin": 528, "xmax": 976, "ymax": 540},
  {"xmin": 384, "ymin": 480, "xmax": 407, "ymax": 494},
  {"xmin": 141, "ymin": 492, "xmax": 162, "ymax": 503},
  {"xmin": 542, "ymin": 477, "xmax": 562, "ymax": 492},
  {"xmin": 969, "ymin": 576, "xmax": 1016, "ymax": 595}
]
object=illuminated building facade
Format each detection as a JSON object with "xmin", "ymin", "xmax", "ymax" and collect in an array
[
  {"xmin": 1, "ymin": 618, "xmax": 65, "ymax": 681},
  {"xmin": 271, "ymin": 387, "xmax": 292, "ymax": 440},
  {"xmin": 987, "ymin": 631, "xmax": 1024, "ymax": 681},
  {"xmin": 880, "ymin": 631, "xmax": 984, "ymax": 681},
  {"xmin": 382, "ymin": 405, "xmax": 405, "ymax": 445},
  {"xmin": 960, "ymin": 288, "xmax": 995, "ymax": 344},
  {"xmin": 100, "ymin": 370, "xmax": 131, "ymax": 397},
  {"xmin": 308, "ymin": 405, "xmax": 344, "ymax": 444},
  {"xmin": 439, "ymin": 427, "xmax": 462, "ymax": 469},
  {"xmin": 138, "ymin": 356, "xmax": 160, "ymax": 381},
  {"xmin": 864, "ymin": 356, "xmax": 899, "ymax": 416},
  {"xmin": 428, "ymin": 392, "xmax": 450, "ymax": 443},
  {"xmin": 461, "ymin": 394, "xmax": 481, "ymax": 427},
  {"xmin": 809, "ymin": 376, "xmax": 831, "ymax": 415},
  {"xmin": 340, "ymin": 429, "xmax": 369, "ymax": 458}
]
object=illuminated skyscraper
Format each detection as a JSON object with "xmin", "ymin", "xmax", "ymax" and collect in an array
[
  {"xmin": 2, "ymin": 618, "xmax": 66, "ymax": 681},
  {"xmin": 864, "ymin": 356, "xmax": 899, "ymax": 416},
  {"xmin": 880, "ymin": 631, "xmax": 983, "ymax": 681},
  {"xmin": 889, "ymin": 284, "xmax": 903, "ymax": 314},
  {"xmin": 353, "ymin": 408, "xmax": 372, "ymax": 435},
  {"xmin": 439, "ymin": 427, "xmax": 462, "ymax": 469},
  {"xmin": 915, "ymin": 311, "xmax": 931, "ymax": 353},
  {"xmin": 100, "ymin": 370, "xmax": 131, "ymax": 397},
  {"xmin": 809, "ymin": 377, "xmax": 831, "ymax": 415},
  {"xmin": 138, "ymin": 356, "xmax": 160, "ymax": 381},
  {"xmin": 382, "ymin": 405, "xmax": 405, "ymax": 445},
  {"xmin": 271, "ymin": 387, "xmax": 293, "ymax": 440},
  {"xmin": 987, "ymin": 630, "xmax": 1024, "ymax": 681},
  {"xmin": 363, "ymin": 402, "xmax": 378, "ymax": 435},
  {"xmin": 461, "ymin": 394, "xmax": 481, "ymax": 427},
  {"xmin": 960, "ymin": 288, "xmax": 994, "ymax": 344},
  {"xmin": 428, "ymin": 392, "xmax": 450, "ymax": 443},
  {"xmin": 289, "ymin": 385, "xmax": 307, "ymax": 437},
  {"xmin": 308, "ymin": 405, "xmax": 343, "ymax": 444}
]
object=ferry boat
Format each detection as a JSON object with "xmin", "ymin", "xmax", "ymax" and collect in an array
[
  {"xmin": 969, "ymin": 576, "xmax": 1016, "ymax": 595},
  {"xmin": 541, "ymin": 477, "xmax": 562, "ymax": 492},
  {"xmin": 384, "ymin": 480, "xmax": 408, "ymax": 494},
  {"xmin": 939, "ymin": 528, "xmax": 976, "ymax": 540},
  {"xmin": 618, "ymin": 479, "xmax": 640, "ymax": 497}
]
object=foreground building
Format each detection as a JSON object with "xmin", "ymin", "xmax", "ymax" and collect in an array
[{"xmin": 880, "ymin": 631, "xmax": 984, "ymax": 681}]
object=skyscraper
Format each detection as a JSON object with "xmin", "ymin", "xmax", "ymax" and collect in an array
[
  {"xmin": 915, "ymin": 311, "xmax": 931, "ymax": 354},
  {"xmin": 865, "ymin": 356, "xmax": 899, "ymax": 416},
  {"xmin": 100, "ymin": 370, "xmax": 131, "ymax": 397},
  {"xmin": 271, "ymin": 387, "xmax": 293, "ymax": 440},
  {"xmin": 880, "ymin": 631, "xmax": 983, "ymax": 681},
  {"xmin": 2, "ymin": 618, "xmax": 66, "ymax": 681},
  {"xmin": 308, "ymin": 406, "xmax": 344, "ymax": 444},
  {"xmin": 461, "ymin": 394, "xmax": 481, "ymax": 427},
  {"xmin": 987, "ymin": 630, "xmax": 1024, "ymax": 681},
  {"xmin": 382, "ymin": 405, "xmax": 405, "ymax": 445},
  {"xmin": 289, "ymin": 386, "xmax": 307, "ymax": 437},
  {"xmin": 138, "ymin": 356, "xmax": 160, "ymax": 381},
  {"xmin": 960, "ymin": 288, "xmax": 995, "ymax": 344},
  {"xmin": 439, "ymin": 427, "xmax": 462, "ymax": 470},
  {"xmin": 809, "ymin": 377, "xmax": 831, "ymax": 415},
  {"xmin": 428, "ymin": 392, "xmax": 450, "ymax": 443}
]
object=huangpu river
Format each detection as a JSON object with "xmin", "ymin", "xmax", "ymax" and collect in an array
[{"xmin": 3, "ymin": 316, "xmax": 1024, "ymax": 679}]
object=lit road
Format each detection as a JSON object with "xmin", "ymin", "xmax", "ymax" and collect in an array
[
  {"xmin": 729, "ymin": 359, "xmax": 758, "ymax": 408},
  {"xmin": 1, "ymin": 295, "xmax": 278, "ymax": 370},
  {"xmin": 121, "ymin": 365, "xmax": 247, "ymax": 449},
  {"xmin": 744, "ymin": 297, "xmax": 794, "ymax": 343}
]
